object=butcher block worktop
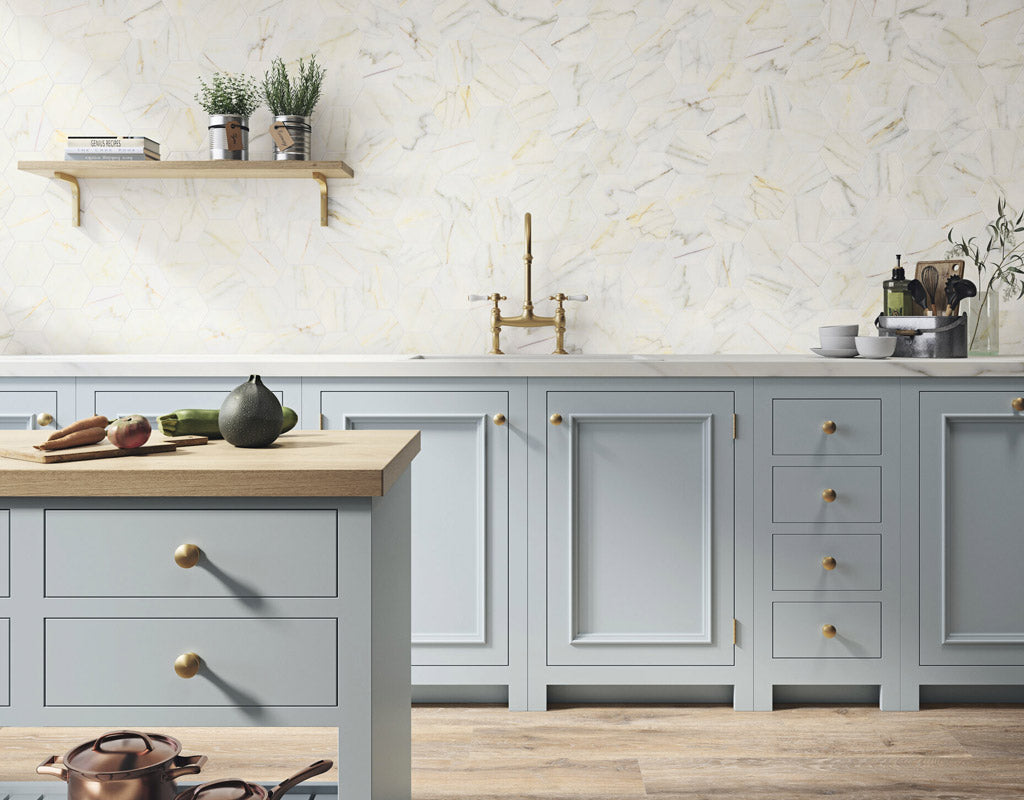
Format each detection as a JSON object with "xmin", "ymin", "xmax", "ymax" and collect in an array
[{"xmin": 0, "ymin": 429, "xmax": 420, "ymax": 497}]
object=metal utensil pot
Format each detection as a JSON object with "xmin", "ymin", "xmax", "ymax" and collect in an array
[
  {"xmin": 37, "ymin": 730, "xmax": 207, "ymax": 800},
  {"xmin": 874, "ymin": 314, "xmax": 968, "ymax": 358}
]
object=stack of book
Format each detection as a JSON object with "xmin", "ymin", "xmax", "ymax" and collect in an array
[{"xmin": 64, "ymin": 136, "xmax": 160, "ymax": 161}]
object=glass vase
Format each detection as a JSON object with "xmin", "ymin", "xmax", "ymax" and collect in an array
[{"xmin": 966, "ymin": 289, "xmax": 999, "ymax": 356}]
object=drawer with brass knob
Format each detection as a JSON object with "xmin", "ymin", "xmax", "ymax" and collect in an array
[
  {"xmin": 772, "ymin": 534, "xmax": 881, "ymax": 591},
  {"xmin": 772, "ymin": 602, "xmax": 881, "ymax": 659},
  {"xmin": 43, "ymin": 618, "xmax": 338, "ymax": 706},
  {"xmin": 772, "ymin": 466, "xmax": 882, "ymax": 523},
  {"xmin": 771, "ymin": 399, "xmax": 881, "ymax": 456},
  {"xmin": 43, "ymin": 508, "xmax": 338, "ymax": 598}
]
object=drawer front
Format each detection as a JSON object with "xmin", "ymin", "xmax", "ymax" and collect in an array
[
  {"xmin": 0, "ymin": 509, "xmax": 8, "ymax": 597},
  {"xmin": 772, "ymin": 399, "xmax": 881, "ymax": 455},
  {"xmin": 772, "ymin": 602, "xmax": 881, "ymax": 659},
  {"xmin": 45, "ymin": 618, "xmax": 337, "ymax": 706},
  {"xmin": 772, "ymin": 466, "xmax": 881, "ymax": 523},
  {"xmin": 0, "ymin": 391, "xmax": 58, "ymax": 431},
  {"xmin": 44, "ymin": 509, "xmax": 337, "ymax": 598},
  {"xmin": 773, "ymin": 534, "xmax": 881, "ymax": 591},
  {"xmin": 0, "ymin": 618, "xmax": 8, "ymax": 706}
]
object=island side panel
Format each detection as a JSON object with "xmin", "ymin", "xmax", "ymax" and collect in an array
[{"xmin": 370, "ymin": 470, "xmax": 412, "ymax": 800}]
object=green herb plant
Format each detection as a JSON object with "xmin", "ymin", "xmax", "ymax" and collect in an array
[
  {"xmin": 947, "ymin": 196, "xmax": 1024, "ymax": 349},
  {"xmin": 262, "ymin": 55, "xmax": 326, "ymax": 117},
  {"xmin": 194, "ymin": 72, "xmax": 262, "ymax": 116}
]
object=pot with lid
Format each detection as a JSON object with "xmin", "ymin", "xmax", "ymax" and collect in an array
[
  {"xmin": 173, "ymin": 760, "xmax": 333, "ymax": 800},
  {"xmin": 37, "ymin": 730, "xmax": 207, "ymax": 800}
]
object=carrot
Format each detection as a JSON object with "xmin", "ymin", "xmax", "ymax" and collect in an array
[
  {"xmin": 46, "ymin": 415, "xmax": 110, "ymax": 442},
  {"xmin": 35, "ymin": 427, "xmax": 107, "ymax": 451}
]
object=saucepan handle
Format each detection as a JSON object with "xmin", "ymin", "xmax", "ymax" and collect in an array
[
  {"xmin": 166, "ymin": 754, "xmax": 208, "ymax": 780},
  {"xmin": 37, "ymin": 755, "xmax": 69, "ymax": 780},
  {"xmin": 268, "ymin": 760, "xmax": 333, "ymax": 800}
]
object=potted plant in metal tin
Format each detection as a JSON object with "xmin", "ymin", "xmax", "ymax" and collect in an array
[
  {"xmin": 947, "ymin": 197, "xmax": 1024, "ymax": 355},
  {"xmin": 195, "ymin": 71, "xmax": 262, "ymax": 160},
  {"xmin": 261, "ymin": 55, "xmax": 326, "ymax": 160}
]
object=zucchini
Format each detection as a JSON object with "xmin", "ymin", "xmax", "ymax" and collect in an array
[{"xmin": 159, "ymin": 406, "xmax": 299, "ymax": 438}]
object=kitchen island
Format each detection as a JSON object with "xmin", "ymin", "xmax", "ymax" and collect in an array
[{"xmin": 0, "ymin": 429, "xmax": 420, "ymax": 800}]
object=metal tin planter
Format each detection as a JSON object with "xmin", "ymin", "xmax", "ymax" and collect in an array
[
  {"xmin": 208, "ymin": 114, "xmax": 249, "ymax": 160},
  {"xmin": 874, "ymin": 314, "xmax": 968, "ymax": 358},
  {"xmin": 272, "ymin": 114, "xmax": 311, "ymax": 160}
]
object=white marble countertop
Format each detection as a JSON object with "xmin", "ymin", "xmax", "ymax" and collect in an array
[{"xmin": 1, "ymin": 353, "xmax": 1023, "ymax": 378}]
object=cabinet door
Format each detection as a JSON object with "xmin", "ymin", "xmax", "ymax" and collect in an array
[
  {"xmin": 0, "ymin": 390, "xmax": 58, "ymax": 431},
  {"xmin": 919, "ymin": 390, "xmax": 1024, "ymax": 666},
  {"xmin": 321, "ymin": 391, "xmax": 509, "ymax": 667},
  {"xmin": 546, "ymin": 391, "xmax": 735, "ymax": 666}
]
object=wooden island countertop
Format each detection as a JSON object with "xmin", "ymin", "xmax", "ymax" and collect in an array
[{"xmin": 0, "ymin": 429, "xmax": 420, "ymax": 497}]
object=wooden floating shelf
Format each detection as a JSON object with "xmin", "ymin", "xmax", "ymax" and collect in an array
[{"xmin": 17, "ymin": 159, "xmax": 355, "ymax": 226}]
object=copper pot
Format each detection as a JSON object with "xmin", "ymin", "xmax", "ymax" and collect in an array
[
  {"xmin": 173, "ymin": 760, "xmax": 333, "ymax": 800},
  {"xmin": 37, "ymin": 730, "xmax": 207, "ymax": 800}
]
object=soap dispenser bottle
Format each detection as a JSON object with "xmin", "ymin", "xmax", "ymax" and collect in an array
[{"xmin": 884, "ymin": 254, "xmax": 912, "ymax": 316}]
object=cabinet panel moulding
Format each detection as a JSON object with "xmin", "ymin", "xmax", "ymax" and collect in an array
[{"xmin": 17, "ymin": 160, "xmax": 355, "ymax": 228}]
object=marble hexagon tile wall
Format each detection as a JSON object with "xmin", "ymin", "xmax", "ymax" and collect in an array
[{"xmin": 1, "ymin": 0, "xmax": 1023, "ymax": 355}]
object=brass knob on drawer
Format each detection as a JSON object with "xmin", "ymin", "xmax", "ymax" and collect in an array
[
  {"xmin": 822, "ymin": 556, "xmax": 837, "ymax": 570},
  {"xmin": 174, "ymin": 652, "xmax": 201, "ymax": 679},
  {"xmin": 493, "ymin": 413, "xmax": 506, "ymax": 426},
  {"xmin": 550, "ymin": 413, "xmax": 563, "ymax": 426},
  {"xmin": 174, "ymin": 543, "xmax": 201, "ymax": 569},
  {"xmin": 1012, "ymin": 397, "xmax": 1024, "ymax": 412},
  {"xmin": 822, "ymin": 420, "xmax": 837, "ymax": 435},
  {"xmin": 822, "ymin": 624, "xmax": 837, "ymax": 639},
  {"xmin": 36, "ymin": 412, "xmax": 54, "ymax": 427},
  {"xmin": 822, "ymin": 488, "xmax": 837, "ymax": 503}
]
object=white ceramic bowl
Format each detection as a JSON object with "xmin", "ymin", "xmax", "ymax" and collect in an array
[
  {"xmin": 820, "ymin": 324, "xmax": 859, "ymax": 337},
  {"xmin": 855, "ymin": 336, "xmax": 897, "ymax": 358},
  {"xmin": 820, "ymin": 335, "xmax": 857, "ymax": 350}
]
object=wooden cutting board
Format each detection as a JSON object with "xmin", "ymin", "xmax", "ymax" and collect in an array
[
  {"xmin": 0, "ymin": 435, "xmax": 208, "ymax": 464},
  {"xmin": 915, "ymin": 259, "xmax": 965, "ymax": 315}
]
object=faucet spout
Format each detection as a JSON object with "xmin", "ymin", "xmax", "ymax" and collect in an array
[{"xmin": 523, "ymin": 212, "xmax": 534, "ymax": 314}]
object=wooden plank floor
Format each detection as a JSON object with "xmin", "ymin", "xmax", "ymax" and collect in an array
[{"xmin": 3, "ymin": 705, "xmax": 1024, "ymax": 798}]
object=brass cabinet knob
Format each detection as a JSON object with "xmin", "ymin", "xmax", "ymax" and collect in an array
[
  {"xmin": 550, "ymin": 413, "xmax": 563, "ymax": 426},
  {"xmin": 1012, "ymin": 397, "xmax": 1024, "ymax": 412},
  {"xmin": 822, "ymin": 624, "xmax": 837, "ymax": 639},
  {"xmin": 174, "ymin": 652, "xmax": 201, "ymax": 679},
  {"xmin": 822, "ymin": 556, "xmax": 837, "ymax": 570},
  {"xmin": 493, "ymin": 413, "xmax": 506, "ymax": 426},
  {"xmin": 174, "ymin": 544, "xmax": 201, "ymax": 569},
  {"xmin": 822, "ymin": 420, "xmax": 837, "ymax": 434},
  {"xmin": 36, "ymin": 412, "xmax": 54, "ymax": 427},
  {"xmin": 822, "ymin": 488, "xmax": 837, "ymax": 503}
]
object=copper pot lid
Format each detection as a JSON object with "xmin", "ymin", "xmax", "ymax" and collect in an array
[
  {"xmin": 184, "ymin": 779, "xmax": 269, "ymax": 800},
  {"xmin": 64, "ymin": 730, "xmax": 182, "ymax": 778}
]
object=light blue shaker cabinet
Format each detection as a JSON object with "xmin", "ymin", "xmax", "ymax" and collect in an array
[
  {"xmin": 312, "ymin": 381, "xmax": 527, "ymax": 709},
  {"xmin": 916, "ymin": 388, "xmax": 1024, "ymax": 668},
  {"xmin": 754, "ymin": 380, "xmax": 902, "ymax": 711},
  {"xmin": 528, "ymin": 380, "xmax": 754, "ymax": 711}
]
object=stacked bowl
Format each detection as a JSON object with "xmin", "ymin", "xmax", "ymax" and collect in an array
[{"xmin": 812, "ymin": 325, "xmax": 859, "ymax": 357}]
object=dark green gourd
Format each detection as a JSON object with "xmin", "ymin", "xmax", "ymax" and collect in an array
[{"xmin": 218, "ymin": 375, "xmax": 284, "ymax": 448}]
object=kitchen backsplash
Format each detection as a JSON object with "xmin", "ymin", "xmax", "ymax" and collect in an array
[{"xmin": 2, "ymin": 0, "xmax": 1023, "ymax": 355}]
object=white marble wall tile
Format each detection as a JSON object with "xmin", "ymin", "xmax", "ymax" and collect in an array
[{"xmin": 2, "ymin": 0, "xmax": 1024, "ymax": 355}]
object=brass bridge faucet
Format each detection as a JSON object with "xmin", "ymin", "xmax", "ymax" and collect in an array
[{"xmin": 469, "ymin": 212, "xmax": 588, "ymax": 354}]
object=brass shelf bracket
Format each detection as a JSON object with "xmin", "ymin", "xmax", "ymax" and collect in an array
[
  {"xmin": 53, "ymin": 171, "xmax": 80, "ymax": 226},
  {"xmin": 312, "ymin": 171, "xmax": 328, "ymax": 226}
]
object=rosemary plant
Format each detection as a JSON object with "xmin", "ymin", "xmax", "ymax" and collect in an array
[
  {"xmin": 262, "ymin": 55, "xmax": 326, "ymax": 117},
  {"xmin": 194, "ymin": 72, "xmax": 262, "ymax": 116},
  {"xmin": 947, "ymin": 197, "xmax": 1024, "ymax": 349}
]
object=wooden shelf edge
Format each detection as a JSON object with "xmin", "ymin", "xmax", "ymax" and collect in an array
[{"xmin": 17, "ymin": 159, "xmax": 355, "ymax": 179}]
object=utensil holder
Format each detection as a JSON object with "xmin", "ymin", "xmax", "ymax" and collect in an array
[{"xmin": 874, "ymin": 314, "xmax": 968, "ymax": 358}]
